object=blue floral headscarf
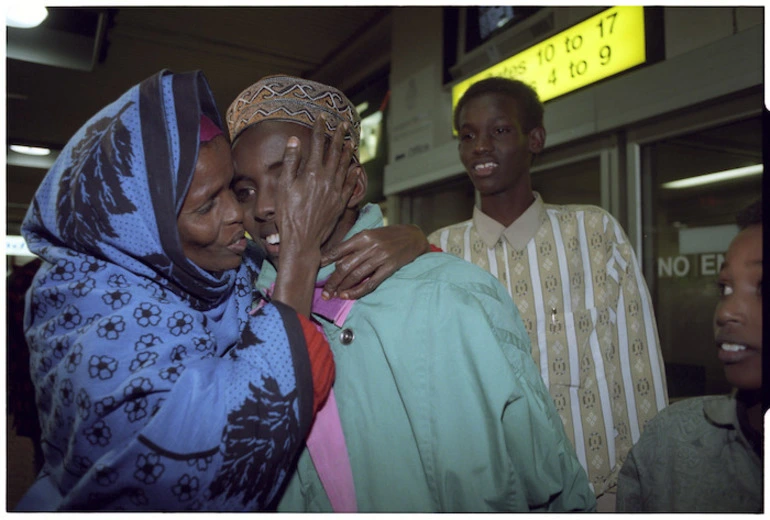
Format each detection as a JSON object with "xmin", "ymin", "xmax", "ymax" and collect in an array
[{"xmin": 18, "ymin": 70, "xmax": 314, "ymax": 511}]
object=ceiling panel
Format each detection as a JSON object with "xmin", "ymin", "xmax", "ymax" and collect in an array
[
  {"xmin": 114, "ymin": 7, "xmax": 384, "ymax": 67},
  {"xmin": 6, "ymin": 6, "xmax": 392, "ymax": 235}
]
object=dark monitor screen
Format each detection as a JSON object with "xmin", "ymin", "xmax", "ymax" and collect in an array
[{"xmin": 465, "ymin": 6, "xmax": 542, "ymax": 53}]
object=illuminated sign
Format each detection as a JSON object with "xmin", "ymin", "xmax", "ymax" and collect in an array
[{"xmin": 452, "ymin": 6, "xmax": 647, "ymax": 109}]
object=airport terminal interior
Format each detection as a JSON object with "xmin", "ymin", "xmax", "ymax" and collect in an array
[{"xmin": 5, "ymin": 5, "xmax": 764, "ymax": 510}]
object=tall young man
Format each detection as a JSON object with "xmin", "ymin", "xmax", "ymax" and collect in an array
[
  {"xmin": 428, "ymin": 77, "xmax": 669, "ymax": 509},
  {"xmin": 226, "ymin": 75, "xmax": 595, "ymax": 513}
]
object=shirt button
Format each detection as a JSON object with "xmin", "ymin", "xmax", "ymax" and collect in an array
[{"xmin": 339, "ymin": 328, "xmax": 354, "ymax": 345}]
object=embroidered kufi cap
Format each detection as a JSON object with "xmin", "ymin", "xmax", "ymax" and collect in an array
[{"xmin": 226, "ymin": 74, "xmax": 361, "ymax": 160}]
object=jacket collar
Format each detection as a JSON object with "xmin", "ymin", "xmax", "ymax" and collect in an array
[{"xmin": 254, "ymin": 203, "xmax": 383, "ymax": 327}]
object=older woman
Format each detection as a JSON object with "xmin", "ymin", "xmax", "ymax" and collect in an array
[{"xmin": 15, "ymin": 69, "xmax": 419, "ymax": 511}]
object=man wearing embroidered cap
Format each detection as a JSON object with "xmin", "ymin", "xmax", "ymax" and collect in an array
[
  {"xmin": 229, "ymin": 75, "xmax": 425, "ymax": 300},
  {"xmin": 227, "ymin": 75, "xmax": 596, "ymax": 513},
  {"xmin": 228, "ymin": 75, "xmax": 361, "ymax": 151}
]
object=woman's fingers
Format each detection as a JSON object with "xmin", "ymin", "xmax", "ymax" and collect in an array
[
  {"xmin": 278, "ymin": 136, "xmax": 302, "ymax": 190},
  {"xmin": 321, "ymin": 225, "xmax": 430, "ymax": 299},
  {"xmin": 338, "ymin": 144, "xmax": 356, "ymax": 203},
  {"xmin": 321, "ymin": 255, "xmax": 378, "ymax": 300},
  {"xmin": 274, "ymin": 116, "xmax": 357, "ymax": 260},
  {"xmin": 305, "ymin": 115, "xmax": 327, "ymax": 174},
  {"xmin": 306, "ymin": 116, "xmax": 352, "ymax": 189},
  {"xmin": 325, "ymin": 119, "xmax": 347, "ymax": 165},
  {"xmin": 314, "ymin": 120, "xmax": 354, "ymax": 213},
  {"xmin": 338, "ymin": 270, "xmax": 386, "ymax": 300}
]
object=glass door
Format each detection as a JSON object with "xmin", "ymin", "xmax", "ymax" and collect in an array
[
  {"xmin": 637, "ymin": 112, "xmax": 762, "ymax": 398},
  {"xmin": 531, "ymin": 133, "xmax": 621, "ymax": 220}
]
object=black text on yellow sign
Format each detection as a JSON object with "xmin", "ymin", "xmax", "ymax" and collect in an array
[{"xmin": 452, "ymin": 6, "xmax": 647, "ymax": 109}]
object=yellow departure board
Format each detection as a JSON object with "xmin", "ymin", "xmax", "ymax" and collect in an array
[{"xmin": 452, "ymin": 6, "xmax": 647, "ymax": 108}]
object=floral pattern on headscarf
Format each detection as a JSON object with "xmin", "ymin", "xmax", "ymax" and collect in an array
[{"xmin": 18, "ymin": 70, "xmax": 314, "ymax": 511}]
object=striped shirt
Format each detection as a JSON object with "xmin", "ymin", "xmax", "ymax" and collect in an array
[{"xmin": 427, "ymin": 193, "xmax": 668, "ymax": 497}]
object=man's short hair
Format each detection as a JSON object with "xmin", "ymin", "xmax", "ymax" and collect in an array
[
  {"xmin": 453, "ymin": 77, "xmax": 544, "ymax": 133},
  {"xmin": 736, "ymin": 198, "xmax": 762, "ymax": 229}
]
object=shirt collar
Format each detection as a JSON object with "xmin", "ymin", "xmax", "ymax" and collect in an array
[
  {"xmin": 703, "ymin": 392, "xmax": 739, "ymax": 427},
  {"xmin": 704, "ymin": 390, "xmax": 763, "ymax": 456},
  {"xmin": 472, "ymin": 192, "xmax": 546, "ymax": 251}
]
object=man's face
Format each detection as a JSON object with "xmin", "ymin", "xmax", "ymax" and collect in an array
[
  {"xmin": 713, "ymin": 224, "xmax": 763, "ymax": 390},
  {"xmin": 231, "ymin": 120, "xmax": 314, "ymax": 269},
  {"xmin": 457, "ymin": 92, "xmax": 538, "ymax": 198}
]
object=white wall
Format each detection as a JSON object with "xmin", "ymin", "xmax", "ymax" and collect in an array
[{"xmin": 388, "ymin": 8, "xmax": 452, "ymax": 166}]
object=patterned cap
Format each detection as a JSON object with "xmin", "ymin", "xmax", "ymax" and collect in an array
[{"xmin": 226, "ymin": 74, "xmax": 361, "ymax": 159}]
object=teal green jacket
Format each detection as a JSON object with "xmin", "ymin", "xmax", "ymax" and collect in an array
[{"xmin": 258, "ymin": 204, "xmax": 595, "ymax": 512}]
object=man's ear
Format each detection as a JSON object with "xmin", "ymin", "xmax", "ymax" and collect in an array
[
  {"xmin": 528, "ymin": 126, "xmax": 546, "ymax": 154},
  {"xmin": 347, "ymin": 163, "xmax": 368, "ymax": 209}
]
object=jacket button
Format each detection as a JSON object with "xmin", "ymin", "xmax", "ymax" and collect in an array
[{"xmin": 339, "ymin": 328, "xmax": 354, "ymax": 345}]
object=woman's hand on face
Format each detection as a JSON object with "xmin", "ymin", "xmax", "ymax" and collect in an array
[
  {"xmin": 276, "ymin": 116, "xmax": 356, "ymax": 258},
  {"xmin": 319, "ymin": 224, "xmax": 431, "ymax": 300},
  {"xmin": 270, "ymin": 117, "xmax": 356, "ymax": 316}
]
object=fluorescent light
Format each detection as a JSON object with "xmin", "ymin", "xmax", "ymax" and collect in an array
[
  {"xmin": 7, "ymin": 146, "xmax": 59, "ymax": 169},
  {"xmin": 10, "ymin": 144, "xmax": 51, "ymax": 156},
  {"xmin": 356, "ymin": 102, "xmax": 369, "ymax": 115},
  {"xmin": 6, "ymin": 4, "xmax": 48, "ymax": 29},
  {"xmin": 662, "ymin": 164, "xmax": 763, "ymax": 189}
]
